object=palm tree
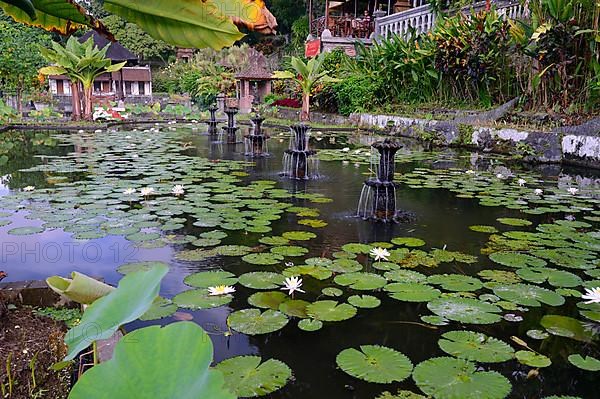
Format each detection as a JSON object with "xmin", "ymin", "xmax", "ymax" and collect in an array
[
  {"xmin": 39, "ymin": 36, "xmax": 126, "ymax": 121},
  {"xmin": 274, "ymin": 55, "xmax": 337, "ymax": 121}
]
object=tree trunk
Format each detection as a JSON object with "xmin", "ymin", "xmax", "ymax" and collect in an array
[
  {"xmin": 71, "ymin": 81, "xmax": 81, "ymax": 121},
  {"xmin": 83, "ymin": 85, "xmax": 93, "ymax": 121},
  {"xmin": 301, "ymin": 92, "xmax": 310, "ymax": 122}
]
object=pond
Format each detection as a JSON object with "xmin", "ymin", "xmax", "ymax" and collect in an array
[{"xmin": 1, "ymin": 123, "xmax": 599, "ymax": 399}]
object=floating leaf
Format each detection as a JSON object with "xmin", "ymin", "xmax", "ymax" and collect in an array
[
  {"xmin": 489, "ymin": 251, "xmax": 546, "ymax": 268},
  {"xmin": 540, "ymin": 315, "xmax": 594, "ymax": 342},
  {"xmin": 279, "ymin": 300, "xmax": 310, "ymax": 318},
  {"xmin": 348, "ymin": 295, "xmax": 381, "ymax": 309},
  {"xmin": 282, "ymin": 231, "xmax": 316, "ymax": 241},
  {"xmin": 427, "ymin": 297, "xmax": 502, "ymax": 325},
  {"xmin": 342, "ymin": 243, "xmax": 373, "ymax": 254},
  {"xmin": 306, "ymin": 300, "xmax": 357, "ymax": 322},
  {"xmin": 438, "ymin": 331, "xmax": 514, "ymax": 363},
  {"xmin": 469, "ymin": 225, "xmax": 499, "ymax": 234},
  {"xmin": 7, "ymin": 226, "xmax": 44, "ymax": 235},
  {"xmin": 140, "ymin": 297, "xmax": 178, "ymax": 321},
  {"xmin": 334, "ymin": 272, "xmax": 387, "ymax": 290},
  {"xmin": 298, "ymin": 319, "xmax": 322, "ymax": 331},
  {"xmin": 428, "ymin": 274, "xmax": 483, "ymax": 292},
  {"xmin": 248, "ymin": 291, "xmax": 288, "ymax": 310},
  {"xmin": 322, "ymin": 287, "xmax": 343, "ymax": 297},
  {"xmin": 117, "ymin": 261, "xmax": 169, "ymax": 275},
  {"xmin": 515, "ymin": 351, "xmax": 551, "ymax": 368},
  {"xmin": 567, "ymin": 354, "xmax": 600, "ymax": 371},
  {"xmin": 413, "ymin": 357, "xmax": 511, "ymax": 399},
  {"xmin": 259, "ymin": 236, "xmax": 289, "ymax": 246},
  {"xmin": 184, "ymin": 271, "xmax": 238, "ymax": 288},
  {"xmin": 327, "ymin": 259, "xmax": 363, "ymax": 273},
  {"xmin": 336, "ymin": 345, "xmax": 413, "ymax": 383},
  {"xmin": 492, "ymin": 284, "xmax": 565, "ymax": 307},
  {"xmin": 270, "ymin": 245, "xmax": 309, "ymax": 257},
  {"xmin": 497, "ymin": 218, "xmax": 532, "ymax": 227},
  {"xmin": 173, "ymin": 289, "xmax": 232, "ymax": 309},
  {"xmin": 227, "ymin": 309, "xmax": 289, "ymax": 335},
  {"xmin": 283, "ymin": 265, "xmax": 332, "ymax": 280},
  {"xmin": 239, "ymin": 272, "xmax": 285, "ymax": 290},
  {"xmin": 385, "ymin": 283, "xmax": 441, "ymax": 302},
  {"xmin": 215, "ymin": 356, "xmax": 292, "ymax": 397},
  {"xmin": 217, "ymin": 245, "xmax": 253, "ymax": 256},
  {"xmin": 391, "ymin": 237, "xmax": 426, "ymax": 247},
  {"xmin": 242, "ymin": 253, "xmax": 284, "ymax": 265}
]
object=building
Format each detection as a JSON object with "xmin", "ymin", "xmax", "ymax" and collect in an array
[{"xmin": 48, "ymin": 31, "xmax": 153, "ymax": 111}]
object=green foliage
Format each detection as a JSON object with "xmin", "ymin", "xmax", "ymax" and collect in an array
[
  {"xmin": 0, "ymin": 99, "xmax": 18, "ymax": 123},
  {"xmin": 334, "ymin": 74, "xmax": 381, "ymax": 116},
  {"xmin": 34, "ymin": 307, "xmax": 82, "ymax": 328},
  {"xmin": 101, "ymin": 15, "xmax": 174, "ymax": 61}
]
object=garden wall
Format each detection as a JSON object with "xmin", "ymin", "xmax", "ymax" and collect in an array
[{"xmin": 351, "ymin": 113, "xmax": 600, "ymax": 169}]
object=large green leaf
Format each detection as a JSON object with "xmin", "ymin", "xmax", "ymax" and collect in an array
[
  {"xmin": 413, "ymin": 357, "xmax": 511, "ymax": 399},
  {"xmin": 47, "ymin": 272, "xmax": 114, "ymax": 305},
  {"xmin": 215, "ymin": 356, "xmax": 292, "ymax": 397},
  {"xmin": 306, "ymin": 300, "xmax": 357, "ymax": 322},
  {"xmin": 336, "ymin": 345, "xmax": 413, "ymax": 383},
  {"xmin": 540, "ymin": 315, "xmax": 594, "ymax": 342},
  {"xmin": 104, "ymin": 0, "xmax": 245, "ymax": 50},
  {"xmin": 438, "ymin": 331, "xmax": 514, "ymax": 363},
  {"xmin": 68, "ymin": 322, "xmax": 234, "ymax": 399},
  {"xmin": 427, "ymin": 297, "xmax": 502, "ymax": 325},
  {"xmin": 492, "ymin": 284, "xmax": 565, "ymax": 307},
  {"xmin": 63, "ymin": 264, "xmax": 168, "ymax": 361},
  {"xmin": 227, "ymin": 309, "xmax": 289, "ymax": 335}
]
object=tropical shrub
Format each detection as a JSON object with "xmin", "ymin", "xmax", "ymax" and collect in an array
[
  {"xmin": 0, "ymin": 99, "xmax": 18, "ymax": 123},
  {"xmin": 334, "ymin": 75, "xmax": 383, "ymax": 116}
]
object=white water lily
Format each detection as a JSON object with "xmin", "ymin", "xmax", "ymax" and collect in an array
[
  {"xmin": 123, "ymin": 188, "xmax": 136, "ymax": 195},
  {"xmin": 370, "ymin": 247, "xmax": 390, "ymax": 262},
  {"xmin": 22, "ymin": 186, "xmax": 35, "ymax": 192},
  {"xmin": 534, "ymin": 189, "xmax": 543, "ymax": 196},
  {"xmin": 285, "ymin": 262, "xmax": 294, "ymax": 267},
  {"xmin": 354, "ymin": 149, "xmax": 362, "ymax": 154},
  {"xmin": 496, "ymin": 173, "xmax": 505, "ymax": 179},
  {"xmin": 172, "ymin": 185, "xmax": 185, "ymax": 196},
  {"xmin": 567, "ymin": 187, "xmax": 579, "ymax": 195},
  {"xmin": 517, "ymin": 179, "xmax": 526, "ymax": 187},
  {"xmin": 140, "ymin": 187, "xmax": 155, "ymax": 197},
  {"xmin": 465, "ymin": 170, "xmax": 476, "ymax": 175},
  {"xmin": 281, "ymin": 276, "xmax": 305, "ymax": 296},
  {"xmin": 582, "ymin": 287, "xmax": 600, "ymax": 304},
  {"xmin": 208, "ymin": 285, "xmax": 236, "ymax": 296},
  {"xmin": 342, "ymin": 147, "xmax": 350, "ymax": 152}
]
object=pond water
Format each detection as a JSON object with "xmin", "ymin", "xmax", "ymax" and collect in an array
[{"xmin": 0, "ymin": 124, "xmax": 599, "ymax": 398}]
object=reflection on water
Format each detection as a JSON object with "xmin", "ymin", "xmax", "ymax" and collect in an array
[{"xmin": 0, "ymin": 125, "xmax": 598, "ymax": 398}]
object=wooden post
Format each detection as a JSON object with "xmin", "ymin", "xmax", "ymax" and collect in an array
[{"xmin": 325, "ymin": 0, "xmax": 330, "ymax": 31}]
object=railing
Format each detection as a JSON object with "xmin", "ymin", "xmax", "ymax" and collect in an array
[{"xmin": 375, "ymin": 0, "xmax": 529, "ymax": 40}]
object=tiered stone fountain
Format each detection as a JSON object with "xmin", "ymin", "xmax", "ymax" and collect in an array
[
  {"xmin": 282, "ymin": 124, "xmax": 319, "ymax": 180},
  {"xmin": 357, "ymin": 139, "xmax": 402, "ymax": 222},
  {"xmin": 206, "ymin": 105, "xmax": 220, "ymax": 135},
  {"xmin": 221, "ymin": 107, "xmax": 239, "ymax": 144},
  {"xmin": 244, "ymin": 114, "xmax": 269, "ymax": 157}
]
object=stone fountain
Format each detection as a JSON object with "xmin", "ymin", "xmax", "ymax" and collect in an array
[
  {"xmin": 206, "ymin": 104, "xmax": 220, "ymax": 135},
  {"xmin": 244, "ymin": 114, "xmax": 269, "ymax": 157},
  {"xmin": 221, "ymin": 107, "xmax": 239, "ymax": 144},
  {"xmin": 357, "ymin": 139, "xmax": 402, "ymax": 222},
  {"xmin": 282, "ymin": 124, "xmax": 319, "ymax": 180}
]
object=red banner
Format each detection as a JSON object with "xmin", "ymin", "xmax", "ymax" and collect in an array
[{"xmin": 305, "ymin": 39, "xmax": 321, "ymax": 58}]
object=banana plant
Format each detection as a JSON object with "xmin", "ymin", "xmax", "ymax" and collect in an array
[
  {"xmin": 39, "ymin": 36, "xmax": 126, "ymax": 121},
  {"xmin": 273, "ymin": 54, "xmax": 338, "ymax": 121},
  {"xmin": 0, "ymin": 0, "xmax": 277, "ymax": 50}
]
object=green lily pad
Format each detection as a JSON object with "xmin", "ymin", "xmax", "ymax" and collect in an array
[
  {"xmin": 385, "ymin": 283, "xmax": 441, "ymax": 302},
  {"xmin": 184, "ymin": 271, "xmax": 238, "ymax": 288},
  {"xmin": 515, "ymin": 351, "xmax": 551, "ymax": 368},
  {"xmin": 215, "ymin": 356, "xmax": 292, "ymax": 397},
  {"xmin": 279, "ymin": 300, "xmax": 310, "ymax": 318},
  {"xmin": 438, "ymin": 331, "xmax": 514, "ymax": 363},
  {"xmin": 497, "ymin": 218, "xmax": 532, "ymax": 227},
  {"xmin": 384, "ymin": 270, "xmax": 427, "ymax": 283},
  {"xmin": 334, "ymin": 272, "xmax": 387, "ymax": 290},
  {"xmin": 248, "ymin": 292, "xmax": 289, "ymax": 310},
  {"xmin": 227, "ymin": 309, "xmax": 289, "ymax": 335},
  {"xmin": 391, "ymin": 237, "xmax": 426, "ymax": 247},
  {"xmin": 173, "ymin": 290, "xmax": 232, "ymax": 309},
  {"xmin": 7, "ymin": 226, "xmax": 44, "ymax": 235},
  {"xmin": 375, "ymin": 390, "xmax": 426, "ymax": 399},
  {"xmin": 492, "ymin": 284, "xmax": 565, "ymax": 307},
  {"xmin": 413, "ymin": 357, "xmax": 511, "ymax": 399},
  {"xmin": 140, "ymin": 297, "xmax": 178, "ymax": 321},
  {"xmin": 348, "ymin": 295, "xmax": 381, "ymax": 309},
  {"xmin": 427, "ymin": 274, "xmax": 483, "ymax": 292},
  {"xmin": 283, "ymin": 265, "xmax": 332, "ymax": 280},
  {"xmin": 298, "ymin": 319, "xmax": 323, "ymax": 331},
  {"xmin": 242, "ymin": 253, "xmax": 284, "ymax": 265},
  {"xmin": 282, "ymin": 231, "xmax": 316, "ymax": 241},
  {"xmin": 239, "ymin": 272, "xmax": 285, "ymax": 290},
  {"xmin": 567, "ymin": 354, "xmax": 600, "ymax": 371},
  {"xmin": 526, "ymin": 330, "xmax": 550, "ymax": 340},
  {"xmin": 469, "ymin": 225, "xmax": 499, "ymax": 234},
  {"xmin": 306, "ymin": 300, "xmax": 357, "ymax": 322},
  {"xmin": 327, "ymin": 259, "xmax": 363, "ymax": 273},
  {"xmin": 216, "ymin": 245, "xmax": 253, "ymax": 256},
  {"xmin": 270, "ymin": 245, "xmax": 309, "ymax": 257},
  {"xmin": 427, "ymin": 297, "xmax": 502, "ymax": 325},
  {"xmin": 540, "ymin": 315, "xmax": 594, "ymax": 342},
  {"xmin": 336, "ymin": 345, "xmax": 413, "ymax": 383},
  {"xmin": 259, "ymin": 236, "xmax": 290, "ymax": 246},
  {"xmin": 342, "ymin": 243, "xmax": 373, "ymax": 254},
  {"xmin": 489, "ymin": 251, "xmax": 547, "ymax": 268},
  {"xmin": 322, "ymin": 287, "xmax": 343, "ymax": 297},
  {"xmin": 117, "ymin": 261, "xmax": 169, "ymax": 275}
]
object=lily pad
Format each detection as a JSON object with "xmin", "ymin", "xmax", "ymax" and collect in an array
[
  {"xmin": 492, "ymin": 284, "xmax": 565, "ymax": 307},
  {"xmin": 497, "ymin": 218, "xmax": 532, "ymax": 227},
  {"xmin": 298, "ymin": 319, "xmax": 323, "ymax": 331},
  {"xmin": 469, "ymin": 225, "xmax": 499, "ymax": 234},
  {"xmin": 270, "ymin": 245, "xmax": 309, "ymax": 257},
  {"xmin": 385, "ymin": 283, "xmax": 441, "ymax": 302},
  {"xmin": 117, "ymin": 261, "xmax": 169, "ymax": 275},
  {"xmin": 282, "ymin": 231, "xmax": 317, "ymax": 241},
  {"xmin": 248, "ymin": 292, "xmax": 289, "ymax": 310},
  {"xmin": 438, "ymin": 331, "xmax": 514, "ymax": 363},
  {"xmin": 540, "ymin": 315, "xmax": 594, "ymax": 342},
  {"xmin": 140, "ymin": 297, "xmax": 178, "ymax": 321},
  {"xmin": 567, "ymin": 354, "xmax": 600, "ymax": 371},
  {"xmin": 489, "ymin": 251, "xmax": 547, "ymax": 268},
  {"xmin": 184, "ymin": 271, "xmax": 238, "ymax": 288},
  {"xmin": 242, "ymin": 253, "xmax": 284, "ymax": 265},
  {"xmin": 334, "ymin": 272, "xmax": 387, "ymax": 290},
  {"xmin": 239, "ymin": 272, "xmax": 285, "ymax": 290},
  {"xmin": 391, "ymin": 237, "xmax": 426, "ymax": 247},
  {"xmin": 279, "ymin": 300, "xmax": 310, "ymax": 318},
  {"xmin": 348, "ymin": 295, "xmax": 381, "ymax": 309},
  {"xmin": 427, "ymin": 297, "xmax": 502, "ymax": 325},
  {"xmin": 515, "ymin": 351, "xmax": 551, "ymax": 368},
  {"xmin": 173, "ymin": 290, "xmax": 232, "ymax": 309},
  {"xmin": 215, "ymin": 356, "xmax": 292, "ymax": 397},
  {"xmin": 284, "ymin": 265, "xmax": 332, "ymax": 280},
  {"xmin": 427, "ymin": 274, "xmax": 483, "ymax": 292},
  {"xmin": 227, "ymin": 309, "xmax": 289, "ymax": 335},
  {"xmin": 306, "ymin": 300, "xmax": 357, "ymax": 322},
  {"xmin": 7, "ymin": 226, "xmax": 44, "ymax": 235},
  {"xmin": 336, "ymin": 345, "xmax": 413, "ymax": 383}
]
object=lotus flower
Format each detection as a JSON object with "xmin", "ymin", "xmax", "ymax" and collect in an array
[
  {"xmin": 281, "ymin": 276, "xmax": 305, "ymax": 296},
  {"xmin": 568, "ymin": 187, "xmax": 579, "ymax": 195},
  {"xmin": 172, "ymin": 185, "xmax": 185, "ymax": 196},
  {"xmin": 370, "ymin": 247, "xmax": 390, "ymax": 262},
  {"xmin": 123, "ymin": 188, "xmax": 136, "ymax": 195},
  {"xmin": 23, "ymin": 186, "xmax": 35, "ymax": 192},
  {"xmin": 208, "ymin": 285, "xmax": 236, "ymax": 296},
  {"xmin": 140, "ymin": 187, "xmax": 155, "ymax": 197},
  {"xmin": 517, "ymin": 179, "xmax": 526, "ymax": 187},
  {"xmin": 582, "ymin": 287, "xmax": 600, "ymax": 304},
  {"xmin": 534, "ymin": 189, "xmax": 543, "ymax": 196}
]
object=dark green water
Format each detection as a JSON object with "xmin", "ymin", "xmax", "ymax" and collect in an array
[{"xmin": 0, "ymin": 125, "xmax": 598, "ymax": 398}]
